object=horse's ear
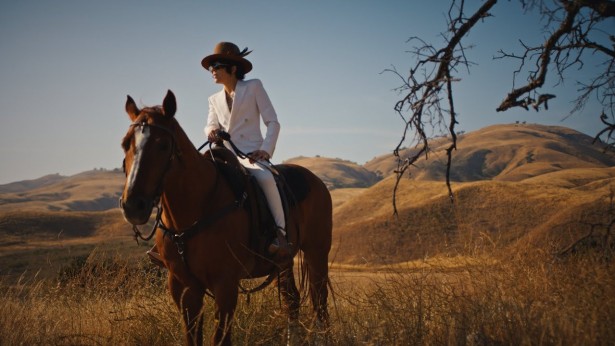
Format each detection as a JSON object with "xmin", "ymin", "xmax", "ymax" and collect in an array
[
  {"xmin": 125, "ymin": 95, "xmax": 140, "ymax": 121},
  {"xmin": 162, "ymin": 90, "xmax": 176, "ymax": 118}
]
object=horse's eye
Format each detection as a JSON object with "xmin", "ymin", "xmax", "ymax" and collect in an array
[
  {"xmin": 121, "ymin": 137, "xmax": 131, "ymax": 152},
  {"xmin": 158, "ymin": 139, "xmax": 171, "ymax": 152}
]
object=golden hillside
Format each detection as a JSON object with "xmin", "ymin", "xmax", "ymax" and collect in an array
[
  {"xmin": 284, "ymin": 156, "xmax": 381, "ymax": 189},
  {"xmin": 0, "ymin": 209, "xmax": 129, "ymax": 241},
  {"xmin": 365, "ymin": 124, "xmax": 614, "ymax": 181},
  {"xmin": 331, "ymin": 167, "xmax": 615, "ymax": 264},
  {"xmin": 332, "ymin": 124, "xmax": 615, "ymax": 264},
  {"xmin": 0, "ymin": 173, "xmax": 66, "ymax": 193},
  {"xmin": 0, "ymin": 169, "xmax": 124, "ymax": 212}
]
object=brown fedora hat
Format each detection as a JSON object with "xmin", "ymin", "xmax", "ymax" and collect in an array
[{"xmin": 201, "ymin": 42, "xmax": 253, "ymax": 73}]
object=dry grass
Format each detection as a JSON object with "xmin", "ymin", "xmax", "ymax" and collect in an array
[
  {"xmin": 1, "ymin": 248, "xmax": 613, "ymax": 345},
  {"xmin": 329, "ymin": 188, "xmax": 366, "ymax": 209},
  {"xmin": 331, "ymin": 251, "xmax": 615, "ymax": 345},
  {"xmin": 332, "ymin": 167, "xmax": 615, "ymax": 265}
]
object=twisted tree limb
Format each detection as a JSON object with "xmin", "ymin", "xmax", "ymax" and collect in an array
[
  {"xmin": 392, "ymin": 0, "xmax": 615, "ymax": 213},
  {"xmin": 390, "ymin": 0, "xmax": 497, "ymax": 215}
]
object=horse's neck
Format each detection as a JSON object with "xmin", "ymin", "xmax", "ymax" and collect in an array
[{"xmin": 160, "ymin": 140, "xmax": 218, "ymax": 230}]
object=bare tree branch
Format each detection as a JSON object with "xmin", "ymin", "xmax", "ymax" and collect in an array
[
  {"xmin": 391, "ymin": 0, "xmax": 615, "ymax": 212},
  {"xmin": 496, "ymin": 1, "xmax": 615, "ymax": 125},
  {"xmin": 389, "ymin": 0, "xmax": 497, "ymax": 215},
  {"xmin": 496, "ymin": 2, "xmax": 580, "ymax": 112}
]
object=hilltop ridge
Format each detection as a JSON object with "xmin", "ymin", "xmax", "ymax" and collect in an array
[
  {"xmin": 284, "ymin": 156, "xmax": 381, "ymax": 189},
  {"xmin": 0, "ymin": 173, "xmax": 67, "ymax": 194},
  {"xmin": 1, "ymin": 123, "xmax": 612, "ymax": 214},
  {"xmin": 365, "ymin": 123, "xmax": 614, "ymax": 181},
  {"xmin": 0, "ymin": 169, "xmax": 124, "ymax": 212}
]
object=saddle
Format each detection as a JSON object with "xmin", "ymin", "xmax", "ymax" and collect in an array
[{"xmin": 204, "ymin": 146, "xmax": 309, "ymax": 260}]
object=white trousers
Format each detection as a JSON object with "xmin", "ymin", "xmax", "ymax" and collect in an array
[{"xmin": 238, "ymin": 157, "xmax": 286, "ymax": 230}]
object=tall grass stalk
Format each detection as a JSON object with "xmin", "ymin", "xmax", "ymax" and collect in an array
[{"xmin": 1, "ymin": 249, "xmax": 613, "ymax": 345}]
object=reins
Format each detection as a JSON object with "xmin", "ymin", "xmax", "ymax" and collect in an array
[
  {"xmin": 126, "ymin": 125, "xmax": 280, "ymax": 297},
  {"xmin": 211, "ymin": 130, "xmax": 279, "ymax": 174},
  {"xmin": 131, "ymin": 203, "xmax": 163, "ymax": 242}
]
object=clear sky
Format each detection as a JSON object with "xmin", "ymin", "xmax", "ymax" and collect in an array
[{"xmin": 0, "ymin": 1, "xmax": 611, "ymax": 184}]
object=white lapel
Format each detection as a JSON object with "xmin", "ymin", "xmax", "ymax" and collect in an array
[
  {"xmin": 213, "ymin": 89, "xmax": 231, "ymax": 130},
  {"xmin": 228, "ymin": 80, "xmax": 246, "ymax": 130}
]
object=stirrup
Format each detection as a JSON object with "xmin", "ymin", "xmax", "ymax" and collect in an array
[
  {"xmin": 146, "ymin": 249, "xmax": 165, "ymax": 268},
  {"xmin": 268, "ymin": 227, "xmax": 291, "ymax": 258}
]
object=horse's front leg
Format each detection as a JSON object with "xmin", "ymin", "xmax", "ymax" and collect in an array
[
  {"xmin": 211, "ymin": 280, "xmax": 239, "ymax": 346},
  {"xmin": 170, "ymin": 275, "xmax": 205, "ymax": 346}
]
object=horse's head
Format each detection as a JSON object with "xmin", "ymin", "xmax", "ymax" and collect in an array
[{"xmin": 120, "ymin": 90, "xmax": 178, "ymax": 225}]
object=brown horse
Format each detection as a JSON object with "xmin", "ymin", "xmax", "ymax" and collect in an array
[{"xmin": 119, "ymin": 90, "xmax": 331, "ymax": 345}]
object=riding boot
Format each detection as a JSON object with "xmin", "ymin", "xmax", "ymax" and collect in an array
[{"xmin": 268, "ymin": 227, "xmax": 291, "ymax": 258}]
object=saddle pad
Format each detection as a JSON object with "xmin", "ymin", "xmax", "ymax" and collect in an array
[{"xmin": 273, "ymin": 164, "xmax": 310, "ymax": 206}]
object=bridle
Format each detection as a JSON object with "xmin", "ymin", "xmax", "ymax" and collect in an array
[
  {"xmin": 120, "ymin": 121, "xmax": 244, "ymax": 253},
  {"xmin": 120, "ymin": 120, "xmax": 181, "ymax": 242},
  {"xmin": 120, "ymin": 122, "xmax": 276, "ymax": 296}
]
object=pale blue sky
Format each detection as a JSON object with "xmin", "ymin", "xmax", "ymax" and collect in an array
[{"xmin": 0, "ymin": 1, "xmax": 610, "ymax": 184}]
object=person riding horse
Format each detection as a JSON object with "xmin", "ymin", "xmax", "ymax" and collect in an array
[
  {"xmin": 201, "ymin": 42, "xmax": 289, "ymax": 256},
  {"xmin": 147, "ymin": 42, "xmax": 289, "ymax": 264},
  {"xmin": 121, "ymin": 90, "xmax": 332, "ymax": 346}
]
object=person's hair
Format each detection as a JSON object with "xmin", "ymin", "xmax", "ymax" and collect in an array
[
  {"xmin": 218, "ymin": 59, "xmax": 246, "ymax": 80},
  {"xmin": 227, "ymin": 64, "xmax": 246, "ymax": 80}
]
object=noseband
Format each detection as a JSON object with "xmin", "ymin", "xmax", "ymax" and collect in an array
[{"xmin": 120, "ymin": 121, "xmax": 180, "ymax": 242}]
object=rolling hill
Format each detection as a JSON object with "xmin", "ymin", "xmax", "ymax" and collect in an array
[
  {"xmin": 283, "ymin": 156, "xmax": 381, "ymax": 189},
  {"xmin": 1, "ymin": 123, "xmax": 614, "ymax": 269},
  {"xmin": 333, "ymin": 124, "xmax": 615, "ymax": 264},
  {"xmin": 365, "ymin": 123, "xmax": 615, "ymax": 181},
  {"xmin": 331, "ymin": 167, "xmax": 615, "ymax": 264},
  {"xmin": 0, "ymin": 169, "xmax": 124, "ymax": 212},
  {"xmin": 0, "ymin": 173, "xmax": 67, "ymax": 194}
]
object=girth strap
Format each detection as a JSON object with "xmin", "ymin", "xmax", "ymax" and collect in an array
[{"xmin": 160, "ymin": 193, "xmax": 247, "ymax": 263}]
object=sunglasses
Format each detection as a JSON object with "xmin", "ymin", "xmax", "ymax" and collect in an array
[{"xmin": 208, "ymin": 62, "xmax": 229, "ymax": 72}]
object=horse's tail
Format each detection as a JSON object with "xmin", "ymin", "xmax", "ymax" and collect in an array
[
  {"xmin": 286, "ymin": 164, "xmax": 332, "ymax": 321},
  {"xmin": 297, "ymin": 250, "xmax": 335, "ymax": 321},
  {"xmin": 297, "ymin": 251, "xmax": 310, "ymax": 305}
]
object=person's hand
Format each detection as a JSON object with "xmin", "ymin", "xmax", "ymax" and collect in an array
[
  {"xmin": 208, "ymin": 130, "xmax": 220, "ymax": 144},
  {"xmin": 249, "ymin": 150, "xmax": 270, "ymax": 164}
]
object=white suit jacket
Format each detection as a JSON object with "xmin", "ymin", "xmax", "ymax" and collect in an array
[{"xmin": 205, "ymin": 79, "xmax": 280, "ymax": 157}]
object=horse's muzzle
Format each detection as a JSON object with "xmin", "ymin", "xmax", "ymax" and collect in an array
[{"xmin": 119, "ymin": 196, "xmax": 154, "ymax": 225}]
